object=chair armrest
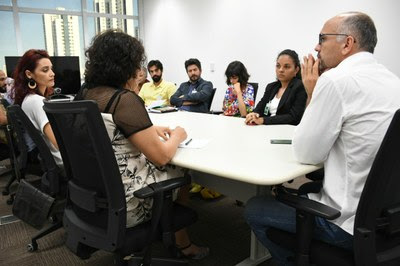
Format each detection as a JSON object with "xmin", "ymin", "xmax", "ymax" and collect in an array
[
  {"xmin": 134, "ymin": 175, "xmax": 191, "ymax": 199},
  {"xmin": 297, "ymin": 180, "xmax": 322, "ymax": 195},
  {"xmin": 276, "ymin": 192, "xmax": 341, "ymax": 220}
]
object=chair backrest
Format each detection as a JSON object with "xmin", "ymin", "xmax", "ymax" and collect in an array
[
  {"xmin": 6, "ymin": 105, "xmax": 29, "ymax": 180},
  {"xmin": 249, "ymin": 82, "xmax": 259, "ymax": 101},
  {"xmin": 6, "ymin": 105, "xmax": 60, "ymax": 195},
  {"xmin": 208, "ymin": 88, "xmax": 217, "ymax": 111},
  {"xmin": 353, "ymin": 108, "xmax": 400, "ymax": 265},
  {"xmin": 43, "ymin": 100, "xmax": 126, "ymax": 252}
]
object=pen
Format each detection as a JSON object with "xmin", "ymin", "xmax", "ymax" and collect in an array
[{"xmin": 185, "ymin": 138, "xmax": 192, "ymax": 145}]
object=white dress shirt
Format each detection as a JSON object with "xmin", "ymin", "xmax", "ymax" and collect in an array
[
  {"xmin": 293, "ymin": 52, "xmax": 400, "ymax": 234},
  {"xmin": 268, "ymin": 96, "xmax": 280, "ymax": 116}
]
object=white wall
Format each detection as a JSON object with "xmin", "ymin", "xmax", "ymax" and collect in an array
[{"xmin": 141, "ymin": 0, "xmax": 400, "ymax": 111}]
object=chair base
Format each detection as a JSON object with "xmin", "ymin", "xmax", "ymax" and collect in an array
[
  {"xmin": 123, "ymin": 256, "xmax": 189, "ymax": 266},
  {"xmin": 2, "ymin": 173, "xmax": 15, "ymax": 195},
  {"xmin": 28, "ymin": 220, "xmax": 63, "ymax": 252}
]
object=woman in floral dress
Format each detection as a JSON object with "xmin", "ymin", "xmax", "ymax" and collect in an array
[{"xmin": 222, "ymin": 61, "xmax": 255, "ymax": 117}]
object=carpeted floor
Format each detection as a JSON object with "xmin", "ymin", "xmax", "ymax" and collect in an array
[{"xmin": 0, "ymin": 159, "xmax": 275, "ymax": 266}]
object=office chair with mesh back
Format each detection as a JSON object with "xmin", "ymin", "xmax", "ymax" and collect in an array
[
  {"xmin": 3, "ymin": 104, "xmax": 45, "ymax": 204},
  {"xmin": 43, "ymin": 100, "xmax": 197, "ymax": 266},
  {"xmin": 0, "ymin": 123, "xmax": 17, "ymax": 196},
  {"xmin": 267, "ymin": 108, "xmax": 400, "ymax": 266},
  {"xmin": 248, "ymin": 82, "xmax": 259, "ymax": 101},
  {"xmin": 4, "ymin": 106, "xmax": 44, "ymax": 205},
  {"xmin": 207, "ymin": 88, "xmax": 216, "ymax": 112},
  {"xmin": 6, "ymin": 105, "xmax": 66, "ymax": 252},
  {"xmin": 1, "ymin": 99, "xmax": 19, "ymax": 196}
]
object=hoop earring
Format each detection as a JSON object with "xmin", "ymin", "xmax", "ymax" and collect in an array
[{"xmin": 28, "ymin": 79, "xmax": 37, "ymax": 89}]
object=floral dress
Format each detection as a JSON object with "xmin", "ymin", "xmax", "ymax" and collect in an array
[{"xmin": 222, "ymin": 84, "xmax": 255, "ymax": 116}]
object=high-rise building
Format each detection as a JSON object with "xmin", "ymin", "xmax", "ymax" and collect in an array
[
  {"xmin": 94, "ymin": 0, "xmax": 134, "ymax": 36},
  {"xmin": 43, "ymin": 8, "xmax": 81, "ymax": 56}
]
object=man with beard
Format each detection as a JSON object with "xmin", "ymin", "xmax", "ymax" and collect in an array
[
  {"xmin": 139, "ymin": 60, "xmax": 176, "ymax": 106},
  {"xmin": 245, "ymin": 12, "xmax": 400, "ymax": 265},
  {"xmin": 170, "ymin": 58, "xmax": 213, "ymax": 113},
  {"xmin": 1, "ymin": 70, "xmax": 10, "ymax": 159},
  {"xmin": 0, "ymin": 70, "xmax": 7, "ymax": 93},
  {"xmin": 0, "ymin": 69, "xmax": 12, "ymax": 125}
]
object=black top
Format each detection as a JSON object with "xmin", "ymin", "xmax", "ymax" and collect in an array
[
  {"xmin": 76, "ymin": 86, "xmax": 153, "ymax": 137},
  {"xmin": 170, "ymin": 78, "xmax": 213, "ymax": 113},
  {"xmin": 253, "ymin": 78, "xmax": 307, "ymax": 125}
]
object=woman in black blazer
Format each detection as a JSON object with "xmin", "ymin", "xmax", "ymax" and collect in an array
[{"xmin": 245, "ymin": 49, "xmax": 307, "ymax": 126}]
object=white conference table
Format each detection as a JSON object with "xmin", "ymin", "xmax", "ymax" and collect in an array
[{"xmin": 149, "ymin": 111, "xmax": 321, "ymax": 266}]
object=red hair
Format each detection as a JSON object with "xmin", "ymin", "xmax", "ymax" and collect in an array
[{"xmin": 12, "ymin": 49, "xmax": 53, "ymax": 105}]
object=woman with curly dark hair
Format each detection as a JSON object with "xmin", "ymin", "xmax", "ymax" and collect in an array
[
  {"xmin": 222, "ymin": 61, "xmax": 255, "ymax": 117},
  {"xmin": 12, "ymin": 49, "xmax": 62, "ymax": 165},
  {"xmin": 76, "ymin": 29, "xmax": 208, "ymax": 260}
]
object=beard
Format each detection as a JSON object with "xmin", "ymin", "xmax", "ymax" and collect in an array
[
  {"xmin": 318, "ymin": 58, "xmax": 335, "ymax": 75},
  {"xmin": 189, "ymin": 75, "xmax": 199, "ymax": 82},
  {"xmin": 152, "ymin": 75, "xmax": 161, "ymax": 83},
  {"xmin": 318, "ymin": 62, "xmax": 326, "ymax": 75},
  {"xmin": 318, "ymin": 54, "xmax": 328, "ymax": 75}
]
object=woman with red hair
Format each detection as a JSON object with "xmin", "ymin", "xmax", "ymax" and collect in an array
[{"xmin": 12, "ymin": 49, "xmax": 62, "ymax": 165}]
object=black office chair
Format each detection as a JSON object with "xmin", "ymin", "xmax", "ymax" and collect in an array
[
  {"xmin": 0, "ymin": 124, "xmax": 16, "ymax": 191},
  {"xmin": 4, "ymin": 105, "xmax": 43, "ymax": 204},
  {"xmin": 248, "ymin": 82, "xmax": 259, "ymax": 101},
  {"xmin": 43, "ymin": 100, "xmax": 197, "ymax": 266},
  {"xmin": 207, "ymin": 88, "xmax": 217, "ymax": 112},
  {"xmin": 6, "ymin": 105, "xmax": 65, "ymax": 252},
  {"xmin": 266, "ymin": 109, "xmax": 400, "ymax": 266},
  {"xmin": 1, "ymin": 99, "xmax": 19, "ymax": 195}
]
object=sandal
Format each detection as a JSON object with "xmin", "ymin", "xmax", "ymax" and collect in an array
[{"xmin": 178, "ymin": 242, "xmax": 210, "ymax": 260}]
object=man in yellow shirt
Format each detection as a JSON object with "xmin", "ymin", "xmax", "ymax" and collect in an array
[{"xmin": 139, "ymin": 60, "xmax": 176, "ymax": 106}]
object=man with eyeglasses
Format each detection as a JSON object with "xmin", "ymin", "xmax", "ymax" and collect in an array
[{"xmin": 245, "ymin": 11, "xmax": 400, "ymax": 265}]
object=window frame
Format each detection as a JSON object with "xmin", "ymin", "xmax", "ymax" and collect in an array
[{"xmin": 0, "ymin": 0, "xmax": 141, "ymax": 55}]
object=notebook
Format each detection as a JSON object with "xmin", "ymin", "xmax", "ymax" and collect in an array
[{"xmin": 149, "ymin": 106, "xmax": 178, "ymax": 113}]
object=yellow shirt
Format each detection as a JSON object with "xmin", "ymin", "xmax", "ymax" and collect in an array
[{"xmin": 139, "ymin": 80, "xmax": 176, "ymax": 106}]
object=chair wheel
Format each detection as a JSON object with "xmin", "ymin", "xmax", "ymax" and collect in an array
[
  {"xmin": 27, "ymin": 242, "xmax": 38, "ymax": 252},
  {"xmin": 49, "ymin": 215, "xmax": 57, "ymax": 224},
  {"xmin": 235, "ymin": 200, "xmax": 244, "ymax": 206},
  {"xmin": 6, "ymin": 198, "xmax": 14, "ymax": 205}
]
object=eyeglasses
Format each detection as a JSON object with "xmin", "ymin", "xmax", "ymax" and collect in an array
[{"xmin": 318, "ymin": 33, "xmax": 355, "ymax": 45}]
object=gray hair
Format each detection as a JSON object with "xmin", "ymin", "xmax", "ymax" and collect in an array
[
  {"xmin": 337, "ymin": 12, "xmax": 377, "ymax": 53},
  {"xmin": 141, "ymin": 66, "xmax": 148, "ymax": 78}
]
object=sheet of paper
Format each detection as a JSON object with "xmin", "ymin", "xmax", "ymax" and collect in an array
[{"xmin": 147, "ymin": 99, "xmax": 166, "ymax": 109}]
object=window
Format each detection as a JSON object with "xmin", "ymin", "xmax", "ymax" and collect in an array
[
  {"xmin": 0, "ymin": 0, "xmax": 12, "ymax": 6},
  {"xmin": 0, "ymin": 11, "xmax": 17, "ymax": 71},
  {"xmin": 87, "ymin": 0, "xmax": 139, "ymax": 16},
  {"xmin": 0, "ymin": 0, "xmax": 140, "ymax": 78},
  {"xmin": 17, "ymin": 0, "xmax": 82, "ymax": 11}
]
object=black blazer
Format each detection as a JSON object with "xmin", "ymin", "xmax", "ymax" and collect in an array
[{"xmin": 253, "ymin": 78, "xmax": 306, "ymax": 125}]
